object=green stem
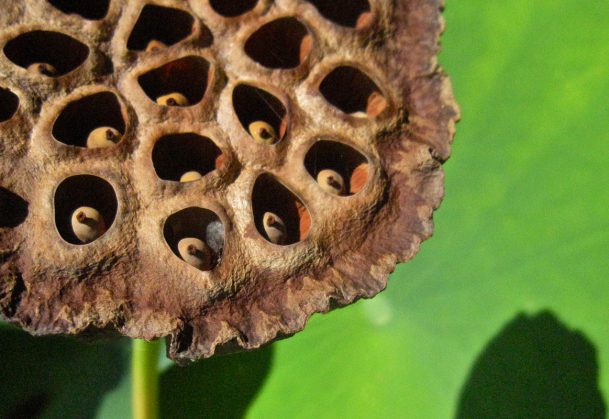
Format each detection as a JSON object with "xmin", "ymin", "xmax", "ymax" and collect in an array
[{"xmin": 132, "ymin": 339, "xmax": 161, "ymax": 419}]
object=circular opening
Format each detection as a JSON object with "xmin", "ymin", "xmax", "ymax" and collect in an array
[
  {"xmin": 319, "ymin": 66, "xmax": 387, "ymax": 117},
  {"xmin": 252, "ymin": 174, "xmax": 311, "ymax": 245},
  {"xmin": 163, "ymin": 207, "xmax": 224, "ymax": 270},
  {"xmin": 3, "ymin": 31, "xmax": 89, "ymax": 77},
  {"xmin": 54, "ymin": 175, "xmax": 117, "ymax": 245},
  {"xmin": 47, "ymin": 0, "xmax": 110, "ymax": 20},
  {"xmin": 0, "ymin": 87, "xmax": 19, "ymax": 122},
  {"xmin": 210, "ymin": 0, "xmax": 257, "ymax": 17},
  {"xmin": 0, "ymin": 187, "xmax": 28, "ymax": 228},
  {"xmin": 138, "ymin": 56, "xmax": 210, "ymax": 106},
  {"xmin": 127, "ymin": 5, "xmax": 195, "ymax": 51},
  {"xmin": 305, "ymin": 140, "xmax": 369, "ymax": 196},
  {"xmin": 232, "ymin": 84, "xmax": 287, "ymax": 144},
  {"xmin": 52, "ymin": 92, "xmax": 126, "ymax": 148},
  {"xmin": 306, "ymin": 0, "xmax": 371, "ymax": 28},
  {"xmin": 244, "ymin": 17, "xmax": 311, "ymax": 69},
  {"xmin": 152, "ymin": 133, "xmax": 223, "ymax": 182}
]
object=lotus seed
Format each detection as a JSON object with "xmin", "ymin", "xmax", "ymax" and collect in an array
[
  {"xmin": 71, "ymin": 206, "xmax": 107, "ymax": 243},
  {"xmin": 86, "ymin": 127, "xmax": 122, "ymax": 148},
  {"xmin": 262, "ymin": 211, "xmax": 287, "ymax": 244},
  {"xmin": 177, "ymin": 237, "xmax": 213, "ymax": 270},
  {"xmin": 156, "ymin": 92, "xmax": 189, "ymax": 107},
  {"xmin": 248, "ymin": 121, "xmax": 277, "ymax": 145},
  {"xmin": 180, "ymin": 171, "xmax": 202, "ymax": 183},
  {"xmin": 299, "ymin": 34, "xmax": 313, "ymax": 64},
  {"xmin": 317, "ymin": 169, "xmax": 345, "ymax": 195},
  {"xmin": 145, "ymin": 39, "xmax": 167, "ymax": 53},
  {"xmin": 27, "ymin": 62, "xmax": 58, "ymax": 77},
  {"xmin": 366, "ymin": 91, "xmax": 388, "ymax": 117}
]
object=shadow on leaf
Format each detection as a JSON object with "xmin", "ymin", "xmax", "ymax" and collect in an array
[
  {"xmin": 160, "ymin": 345, "xmax": 273, "ymax": 419},
  {"xmin": 456, "ymin": 310, "xmax": 606, "ymax": 419},
  {"xmin": 0, "ymin": 326, "xmax": 129, "ymax": 419}
]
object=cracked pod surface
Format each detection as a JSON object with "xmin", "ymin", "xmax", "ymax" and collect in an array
[{"xmin": 0, "ymin": 0, "xmax": 458, "ymax": 362}]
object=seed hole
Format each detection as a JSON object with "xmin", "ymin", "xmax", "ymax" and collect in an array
[
  {"xmin": 0, "ymin": 187, "xmax": 28, "ymax": 228},
  {"xmin": 3, "ymin": 31, "xmax": 89, "ymax": 77},
  {"xmin": 127, "ymin": 5, "xmax": 195, "ymax": 51},
  {"xmin": 305, "ymin": 140, "xmax": 369, "ymax": 195},
  {"xmin": 244, "ymin": 17, "xmax": 311, "ymax": 69},
  {"xmin": 152, "ymin": 133, "xmax": 223, "ymax": 182},
  {"xmin": 138, "ymin": 56, "xmax": 210, "ymax": 106},
  {"xmin": 54, "ymin": 175, "xmax": 117, "ymax": 245},
  {"xmin": 319, "ymin": 66, "xmax": 387, "ymax": 117},
  {"xmin": 163, "ymin": 207, "xmax": 224, "ymax": 270},
  {"xmin": 233, "ymin": 84, "xmax": 287, "ymax": 144},
  {"xmin": 0, "ymin": 87, "xmax": 19, "ymax": 122},
  {"xmin": 52, "ymin": 92, "xmax": 125, "ymax": 148},
  {"xmin": 252, "ymin": 174, "xmax": 311, "ymax": 245},
  {"xmin": 47, "ymin": 0, "xmax": 110, "ymax": 20},
  {"xmin": 306, "ymin": 0, "xmax": 371, "ymax": 28},
  {"xmin": 210, "ymin": 0, "xmax": 257, "ymax": 17}
]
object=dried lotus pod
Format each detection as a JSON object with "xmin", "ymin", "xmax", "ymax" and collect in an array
[{"xmin": 0, "ymin": 0, "xmax": 459, "ymax": 363}]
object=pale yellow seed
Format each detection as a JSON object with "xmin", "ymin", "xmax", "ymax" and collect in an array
[
  {"xmin": 317, "ymin": 169, "xmax": 345, "ymax": 196},
  {"xmin": 248, "ymin": 121, "xmax": 278, "ymax": 145},
  {"xmin": 177, "ymin": 237, "xmax": 213, "ymax": 270},
  {"xmin": 156, "ymin": 92, "xmax": 189, "ymax": 107},
  {"xmin": 86, "ymin": 127, "xmax": 122, "ymax": 149},
  {"xmin": 180, "ymin": 171, "xmax": 202, "ymax": 183},
  {"xmin": 350, "ymin": 111, "xmax": 368, "ymax": 118},
  {"xmin": 145, "ymin": 39, "xmax": 167, "ymax": 53},
  {"xmin": 27, "ymin": 62, "xmax": 58, "ymax": 77},
  {"xmin": 71, "ymin": 206, "xmax": 107, "ymax": 244},
  {"xmin": 262, "ymin": 211, "xmax": 287, "ymax": 245}
]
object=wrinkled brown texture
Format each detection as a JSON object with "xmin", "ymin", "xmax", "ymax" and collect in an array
[{"xmin": 0, "ymin": 0, "xmax": 459, "ymax": 362}]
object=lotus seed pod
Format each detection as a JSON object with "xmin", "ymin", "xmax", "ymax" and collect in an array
[
  {"xmin": 156, "ymin": 92, "xmax": 189, "ymax": 107},
  {"xmin": 27, "ymin": 62, "xmax": 58, "ymax": 77},
  {"xmin": 145, "ymin": 39, "xmax": 167, "ymax": 53},
  {"xmin": 180, "ymin": 171, "xmax": 202, "ymax": 183},
  {"xmin": 177, "ymin": 237, "xmax": 213, "ymax": 270},
  {"xmin": 0, "ymin": 1, "xmax": 458, "ymax": 362},
  {"xmin": 86, "ymin": 127, "xmax": 122, "ymax": 148},
  {"xmin": 316, "ymin": 169, "xmax": 346, "ymax": 195},
  {"xmin": 248, "ymin": 121, "xmax": 278, "ymax": 145},
  {"xmin": 70, "ymin": 207, "xmax": 107, "ymax": 244},
  {"xmin": 262, "ymin": 212, "xmax": 287, "ymax": 245}
]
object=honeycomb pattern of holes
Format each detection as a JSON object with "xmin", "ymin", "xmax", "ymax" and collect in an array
[
  {"xmin": 209, "ymin": 0, "xmax": 258, "ymax": 17},
  {"xmin": 0, "ymin": 187, "xmax": 29, "ymax": 228},
  {"xmin": 138, "ymin": 56, "xmax": 210, "ymax": 106},
  {"xmin": 54, "ymin": 175, "xmax": 117, "ymax": 245},
  {"xmin": 3, "ymin": 30, "xmax": 89, "ymax": 77},
  {"xmin": 127, "ymin": 5, "xmax": 196, "ymax": 52},
  {"xmin": 163, "ymin": 207, "xmax": 224, "ymax": 270},
  {"xmin": 232, "ymin": 84, "xmax": 288, "ymax": 144},
  {"xmin": 319, "ymin": 66, "xmax": 388, "ymax": 117},
  {"xmin": 305, "ymin": 0, "xmax": 371, "ymax": 28},
  {"xmin": 244, "ymin": 17, "xmax": 312, "ymax": 69},
  {"xmin": 304, "ymin": 140, "xmax": 370, "ymax": 196},
  {"xmin": 252, "ymin": 174, "xmax": 311, "ymax": 245},
  {"xmin": 46, "ymin": 0, "xmax": 110, "ymax": 20},
  {"xmin": 152, "ymin": 133, "xmax": 223, "ymax": 182},
  {"xmin": 52, "ymin": 92, "xmax": 126, "ymax": 148},
  {"xmin": 0, "ymin": 87, "xmax": 19, "ymax": 123}
]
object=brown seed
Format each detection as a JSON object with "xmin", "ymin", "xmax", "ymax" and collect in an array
[
  {"xmin": 27, "ymin": 62, "xmax": 58, "ymax": 77},
  {"xmin": 177, "ymin": 237, "xmax": 213, "ymax": 270},
  {"xmin": 86, "ymin": 127, "xmax": 122, "ymax": 148},
  {"xmin": 71, "ymin": 206, "xmax": 107, "ymax": 243},
  {"xmin": 355, "ymin": 11, "xmax": 374, "ymax": 30},
  {"xmin": 366, "ymin": 91, "xmax": 388, "ymax": 117},
  {"xmin": 180, "ymin": 171, "xmax": 202, "ymax": 183},
  {"xmin": 299, "ymin": 34, "xmax": 313, "ymax": 64},
  {"xmin": 316, "ymin": 169, "xmax": 345, "ymax": 195},
  {"xmin": 156, "ymin": 92, "xmax": 189, "ymax": 107},
  {"xmin": 145, "ymin": 39, "xmax": 167, "ymax": 53},
  {"xmin": 262, "ymin": 211, "xmax": 287, "ymax": 244},
  {"xmin": 248, "ymin": 121, "xmax": 278, "ymax": 145}
]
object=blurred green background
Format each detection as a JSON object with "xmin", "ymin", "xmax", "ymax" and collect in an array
[{"xmin": 2, "ymin": 0, "xmax": 609, "ymax": 417}]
